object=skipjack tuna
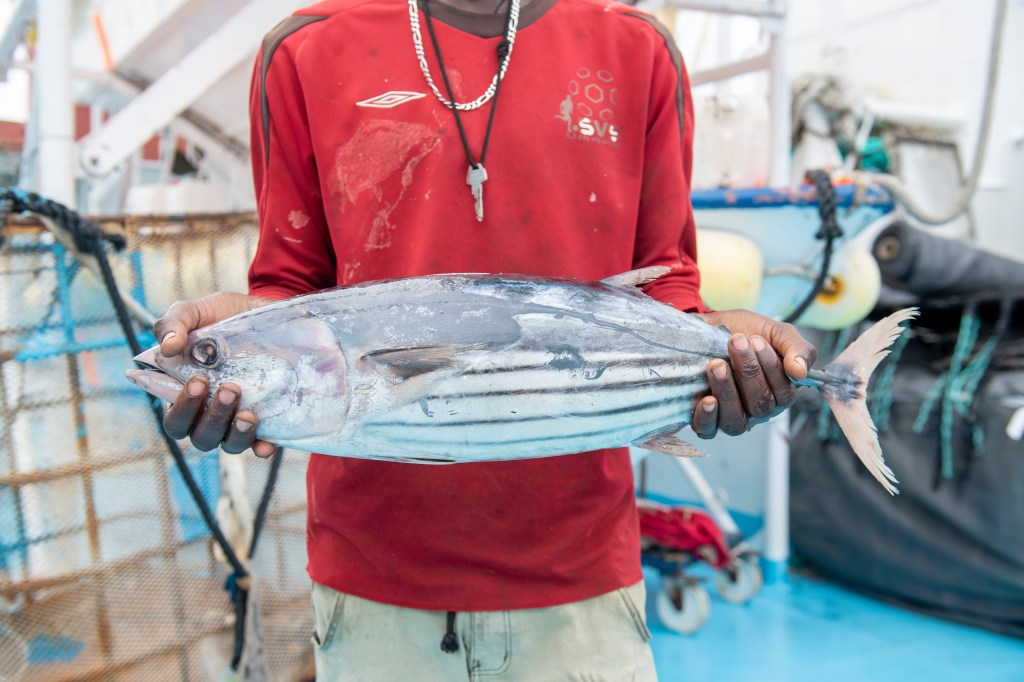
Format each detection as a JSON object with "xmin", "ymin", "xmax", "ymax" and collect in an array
[{"xmin": 126, "ymin": 267, "xmax": 916, "ymax": 494}]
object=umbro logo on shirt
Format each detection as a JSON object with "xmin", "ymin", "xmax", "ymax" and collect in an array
[{"xmin": 356, "ymin": 91, "xmax": 427, "ymax": 108}]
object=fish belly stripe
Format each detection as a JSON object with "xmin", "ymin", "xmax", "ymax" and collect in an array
[
  {"xmin": 371, "ymin": 387, "xmax": 704, "ymax": 429},
  {"xmin": 366, "ymin": 398, "xmax": 697, "ymax": 452},
  {"xmin": 362, "ymin": 385, "xmax": 703, "ymax": 448},
  {"xmin": 397, "ymin": 363, "xmax": 708, "ymax": 433}
]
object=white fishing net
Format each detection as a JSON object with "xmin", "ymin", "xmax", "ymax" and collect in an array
[{"xmin": 0, "ymin": 213, "xmax": 313, "ymax": 681}]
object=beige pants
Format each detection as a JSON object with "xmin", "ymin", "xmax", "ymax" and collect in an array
[{"xmin": 311, "ymin": 580, "xmax": 658, "ymax": 681}]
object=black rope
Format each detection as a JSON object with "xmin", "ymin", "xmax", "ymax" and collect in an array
[
  {"xmin": 229, "ymin": 446, "xmax": 284, "ymax": 668},
  {"xmin": 784, "ymin": 170, "xmax": 843, "ymax": 324},
  {"xmin": 249, "ymin": 447, "xmax": 284, "ymax": 560},
  {"xmin": 441, "ymin": 611, "xmax": 460, "ymax": 653},
  {"xmin": 420, "ymin": 0, "xmax": 513, "ymax": 169},
  {"xmin": 0, "ymin": 189, "xmax": 277, "ymax": 672}
]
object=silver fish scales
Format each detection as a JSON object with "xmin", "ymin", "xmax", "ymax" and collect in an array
[{"xmin": 126, "ymin": 267, "xmax": 917, "ymax": 494}]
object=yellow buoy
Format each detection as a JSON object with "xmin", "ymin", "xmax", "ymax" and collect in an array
[
  {"xmin": 696, "ymin": 228, "xmax": 765, "ymax": 310},
  {"xmin": 796, "ymin": 246, "xmax": 882, "ymax": 330}
]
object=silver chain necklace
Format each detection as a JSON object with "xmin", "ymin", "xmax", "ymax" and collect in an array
[{"xmin": 408, "ymin": 0, "xmax": 520, "ymax": 112}]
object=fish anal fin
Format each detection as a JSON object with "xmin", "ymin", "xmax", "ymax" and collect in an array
[
  {"xmin": 600, "ymin": 266, "xmax": 672, "ymax": 290},
  {"xmin": 634, "ymin": 431, "xmax": 707, "ymax": 458},
  {"xmin": 398, "ymin": 455, "xmax": 457, "ymax": 464}
]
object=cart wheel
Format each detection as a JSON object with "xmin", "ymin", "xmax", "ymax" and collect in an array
[
  {"xmin": 715, "ymin": 554, "xmax": 763, "ymax": 605},
  {"xmin": 655, "ymin": 581, "xmax": 711, "ymax": 635}
]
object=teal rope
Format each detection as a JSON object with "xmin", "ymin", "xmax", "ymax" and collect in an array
[
  {"xmin": 952, "ymin": 330, "xmax": 1002, "ymax": 405},
  {"xmin": 910, "ymin": 306, "xmax": 1008, "ymax": 480},
  {"xmin": 946, "ymin": 315, "xmax": 1003, "ymax": 463},
  {"xmin": 869, "ymin": 328, "xmax": 911, "ymax": 432},
  {"xmin": 940, "ymin": 311, "xmax": 982, "ymax": 479},
  {"xmin": 815, "ymin": 330, "xmax": 839, "ymax": 441},
  {"xmin": 815, "ymin": 326, "xmax": 851, "ymax": 442},
  {"xmin": 913, "ymin": 370, "xmax": 949, "ymax": 433}
]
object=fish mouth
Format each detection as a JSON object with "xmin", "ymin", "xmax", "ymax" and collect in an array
[
  {"xmin": 132, "ymin": 345, "xmax": 163, "ymax": 372},
  {"xmin": 125, "ymin": 346, "xmax": 186, "ymax": 402},
  {"xmin": 133, "ymin": 357, "xmax": 161, "ymax": 372}
]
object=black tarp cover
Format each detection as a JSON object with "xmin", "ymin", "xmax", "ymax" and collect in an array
[{"xmin": 790, "ymin": 304, "xmax": 1024, "ymax": 638}]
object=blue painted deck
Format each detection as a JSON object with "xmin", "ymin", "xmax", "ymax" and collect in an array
[{"xmin": 645, "ymin": 568, "xmax": 1024, "ymax": 682}]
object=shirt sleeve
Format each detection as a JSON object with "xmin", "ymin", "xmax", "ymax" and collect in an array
[
  {"xmin": 628, "ymin": 16, "xmax": 707, "ymax": 314},
  {"xmin": 247, "ymin": 25, "xmax": 337, "ymax": 301}
]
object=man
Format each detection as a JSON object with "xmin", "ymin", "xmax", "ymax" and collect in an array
[{"xmin": 154, "ymin": 0, "xmax": 815, "ymax": 679}]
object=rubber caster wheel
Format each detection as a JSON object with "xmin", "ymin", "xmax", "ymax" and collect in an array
[
  {"xmin": 715, "ymin": 554, "xmax": 763, "ymax": 605},
  {"xmin": 655, "ymin": 581, "xmax": 711, "ymax": 635}
]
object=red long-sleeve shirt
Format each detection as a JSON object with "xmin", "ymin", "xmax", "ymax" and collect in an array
[{"xmin": 248, "ymin": 0, "xmax": 703, "ymax": 610}]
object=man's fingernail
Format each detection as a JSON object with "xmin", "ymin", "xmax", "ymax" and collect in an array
[
  {"xmin": 796, "ymin": 357, "xmax": 808, "ymax": 373},
  {"xmin": 751, "ymin": 336, "xmax": 766, "ymax": 352},
  {"xmin": 162, "ymin": 331, "xmax": 177, "ymax": 344},
  {"xmin": 731, "ymin": 335, "xmax": 749, "ymax": 351},
  {"xmin": 234, "ymin": 420, "xmax": 253, "ymax": 433},
  {"xmin": 712, "ymin": 362, "xmax": 728, "ymax": 380},
  {"xmin": 218, "ymin": 388, "xmax": 237, "ymax": 405},
  {"xmin": 187, "ymin": 379, "xmax": 206, "ymax": 397},
  {"xmin": 703, "ymin": 401, "xmax": 716, "ymax": 412}
]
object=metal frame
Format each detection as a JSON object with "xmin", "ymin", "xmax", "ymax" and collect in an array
[
  {"xmin": 670, "ymin": 0, "xmax": 791, "ymax": 190},
  {"xmin": 0, "ymin": 0, "xmax": 34, "ymax": 80},
  {"xmin": 665, "ymin": 0, "xmax": 794, "ymax": 583},
  {"xmin": 77, "ymin": 0, "xmax": 303, "ymax": 178}
]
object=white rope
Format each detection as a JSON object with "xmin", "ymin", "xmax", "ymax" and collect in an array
[{"xmin": 853, "ymin": 0, "xmax": 1008, "ymax": 225}]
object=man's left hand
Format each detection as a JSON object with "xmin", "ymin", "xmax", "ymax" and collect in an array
[{"xmin": 690, "ymin": 310, "xmax": 817, "ymax": 438}]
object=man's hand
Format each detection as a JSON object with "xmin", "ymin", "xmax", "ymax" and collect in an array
[
  {"xmin": 690, "ymin": 309, "xmax": 817, "ymax": 439},
  {"xmin": 153, "ymin": 292, "xmax": 278, "ymax": 457}
]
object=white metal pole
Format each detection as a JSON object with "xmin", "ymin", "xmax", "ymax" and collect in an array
[
  {"xmin": 767, "ymin": 0, "xmax": 790, "ymax": 189},
  {"xmin": 763, "ymin": 412, "xmax": 790, "ymax": 583},
  {"xmin": 675, "ymin": 458, "xmax": 742, "ymax": 537},
  {"xmin": 716, "ymin": 12, "xmax": 732, "ymax": 98},
  {"xmin": 35, "ymin": 0, "xmax": 75, "ymax": 205},
  {"xmin": 764, "ymin": 0, "xmax": 791, "ymax": 585}
]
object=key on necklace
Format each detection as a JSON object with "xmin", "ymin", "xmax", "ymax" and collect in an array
[{"xmin": 466, "ymin": 163, "xmax": 488, "ymax": 222}]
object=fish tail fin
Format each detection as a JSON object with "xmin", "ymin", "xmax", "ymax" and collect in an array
[{"xmin": 818, "ymin": 307, "xmax": 918, "ymax": 495}]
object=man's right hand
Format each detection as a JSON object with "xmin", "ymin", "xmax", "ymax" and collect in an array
[{"xmin": 153, "ymin": 292, "xmax": 278, "ymax": 457}]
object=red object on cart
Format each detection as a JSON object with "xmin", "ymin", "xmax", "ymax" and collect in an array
[{"xmin": 638, "ymin": 504, "xmax": 732, "ymax": 570}]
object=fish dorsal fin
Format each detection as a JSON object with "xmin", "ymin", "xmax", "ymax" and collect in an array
[
  {"xmin": 361, "ymin": 345, "xmax": 484, "ymax": 381},
  {"xmin": 599, "ymin": 266, "xmax": 672, "ymax": 290},
  {"xmin": 634, "ymin": 431, "xmax": 707, "ymax": 458}
]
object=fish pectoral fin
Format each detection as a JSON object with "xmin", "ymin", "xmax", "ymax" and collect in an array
[
  {"xmin": 599, "ymin": 266, "xmax": 672, "ymax": 291},
  {"xmin": 633, "ymin": 431, "xmax": 707, "ymax": 458},
  {"xmin": 360, "ymin": 344, "xmax": 487, "ymax": 415},
  {"xmin": 361, "ymin": 344, "xmax": 485, "ymax": 381}
]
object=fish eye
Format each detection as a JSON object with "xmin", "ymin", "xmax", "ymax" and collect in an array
[{"xmin": 192, "ymin": 338, "xmax": 224, "ymax": 368}]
